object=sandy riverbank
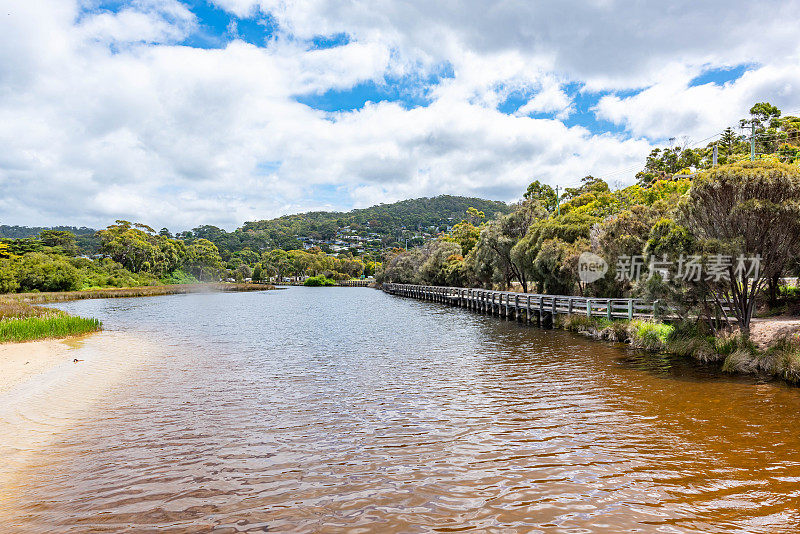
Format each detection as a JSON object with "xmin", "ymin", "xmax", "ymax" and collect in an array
[
  {"xmin": 0, "ymin": 331, "xmax": 159, "ymax": 513},
  {"xmin": 0, "ymin": 337, "xmax": 92, "ymax": 395}
]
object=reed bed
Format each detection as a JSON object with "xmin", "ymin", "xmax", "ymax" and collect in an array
[
  {"xmin": 4, "ymin": 283, "xmax": 273, "ymax": 304},
  {"xmin": 0, "ymin": 313, "xmax": 102, "ymax": 343}
]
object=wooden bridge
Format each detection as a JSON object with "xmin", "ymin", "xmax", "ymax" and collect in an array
[
  {"xmin": 337, "ymin": 279, "xmax": 374, "ymax": 287},
  {"xmin": 382, "ymin": 283, "xmax": 660, "ymax": 327}
]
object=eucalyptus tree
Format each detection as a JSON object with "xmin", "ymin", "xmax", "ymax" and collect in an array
[{"xmin": 681, "ymin": 160, "xmax": 800, "ymax": 334}]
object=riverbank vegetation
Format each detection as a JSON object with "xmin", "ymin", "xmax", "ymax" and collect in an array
[
  {"xmin": 303, "ymin": 275, "xmax": 336, "ymax": 286},
  {"xmin": 0, "ymin": 297, "xmax": 101, "ymax": 343},
  {"xmin": 561, "ymin": 315, "xmax": 800, "ymax": 383},
  {"xmin": 379, "ymin": 102, "xmax": 800, "ymax": 382}
]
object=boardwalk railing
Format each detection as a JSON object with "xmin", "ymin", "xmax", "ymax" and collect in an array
[
  {"xmin": 382, "ymin": 283, "xmax": 660, "ymax": 324},
  {"xmin": 338, "ymin": 279, "xmax": 373, "ymax": 287}
]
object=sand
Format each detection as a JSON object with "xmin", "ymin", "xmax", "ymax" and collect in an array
[
  {"xmin": 0, "ymin": 337, "xmax": 90, "ymax": 395},
  {"xmin": 0, "ymin": 331, "xmax": 156, "ymax": 503}
]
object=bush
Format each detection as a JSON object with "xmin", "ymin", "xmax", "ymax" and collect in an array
[
  {"xmin": 160, "ymin": 269, "xmax": 199, "ymax": 285},
  {"xmin": 303, "ymin": 275, "xmax": 336, "ymax": 287},
  {"xmin": 630, "ymin": 320, "xmax": 674, "ymax": 351}
]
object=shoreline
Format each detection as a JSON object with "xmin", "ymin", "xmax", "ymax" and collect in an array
[
  {"xmin": 0, "ymin": 331, "xmax": 159, "ymax": 518},
  {"xmin": 4, "ymin": 282, "xmax": 276, "ymax": 305},
  {"xmin": 381, "ymin": 284, "xmax": 800, "ymax": 385},
  {"xmin": 0, "ymin": 282, "xmax": 274, "ymax": 344}
]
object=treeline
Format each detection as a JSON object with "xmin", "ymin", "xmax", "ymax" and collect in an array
[
  {"xmin": 253, "ymin": 249, "xmax": 378, "ymax": 283},
  {"xmin": 0, "ymin": 221, "xmax": 380, "ymax": 293},
  {"xmin": 379, "ymin": 102, "xmax": 800, "ymax": 335},
  {"xmin": 636, "ymin": 102, "xmax": 800, "ymax": 184},
  {"xmin": 0, "ymin": 222, "xmax": 225, "ymax": 292}
]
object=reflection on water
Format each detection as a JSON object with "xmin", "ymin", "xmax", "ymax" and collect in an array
[{"xmin": 2, "ymin": 287, "xmax": 800, "ymax": 532}]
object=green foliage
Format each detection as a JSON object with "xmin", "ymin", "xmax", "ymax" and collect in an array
[
  {"xmin": 442, "ymin": 221, "xmax": 480, "ymax": 255},
  {"xmin": 187, "ymin": 196, "xmax": 511, "ymax": 261},
  {"xmin": 0, "ymin": 314, "xmax": 101, "ymax": 343},
  {"xmin": 630, "ymin": 320, "xmax": 674, "ymax": 351},
  {"xmin": 682, "ymin": 160, "xmax": 800, "ymax": 330},
  {"xmin": 523, "ymin": 180, "xmax": 558, "ymax": 212},
  {"xmin": 14, "ymin": 253, "xmax": 82, "ymax": 292},
  {"xmin": 303, "ymin": 275, "xmax": 336, "ymax": 286},
  {"xmin": 160, "ymin": 269, "xmax": 199, "ymax": 285},
  {"xmin": 97, "ymin": 220, "xmax": 188, "ymax": 276},
  {"xmin": 636, "ymin": 148, "xmax": 700, "ymax": 185}
]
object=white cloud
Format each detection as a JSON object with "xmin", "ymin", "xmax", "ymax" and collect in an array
[
  {"xmin": 76, "ymin": 1, "xmax": 196, "ymax": 45},
  {"xmin": 595, "ymin": 64, "xmax": 800, "ymax": 141},
  {"xmin": 2, "ymin": 0, "xmax": 800, "ymax": 230}
]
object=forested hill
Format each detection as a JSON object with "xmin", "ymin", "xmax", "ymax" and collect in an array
[
  {"xmin": 0, "ymin": 225, "xmax": 96, "ymax": 239},
  {"xmin": 182, "ymin": 195, "xmax": 510, "ymax": 257},
  {"xmin": 2, "ymin": 195, "xmax": 510, "ymax": 262},
  {"xmin": 243, "ymin": 195, "xmax": 510, "ymax": 239}
]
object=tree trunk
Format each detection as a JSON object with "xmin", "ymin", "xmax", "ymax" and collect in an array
[{"xmin": 766, "ymin": 272, "xmax": 781, "ymax": 309}]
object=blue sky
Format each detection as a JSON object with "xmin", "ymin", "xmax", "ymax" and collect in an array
[{"xmin": 2, "ymin": 0, "xmax": 799, "ymax": 230}]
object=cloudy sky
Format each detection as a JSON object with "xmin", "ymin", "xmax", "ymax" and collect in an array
[{"xmin": 2, "ymin": 0, "xmax": 800, "ymax": 231}]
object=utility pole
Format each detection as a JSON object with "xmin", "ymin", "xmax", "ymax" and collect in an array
[
  {"xmin": 712, "ymin": 144, "xmax": 718, "ymax": 166},
  {"xmin": 555, "ymin": 185, "xmax": 560, "ymax": 216},
  {"xmin": 750, "ymin": 121, "xmax": 756, "ymax": 161}
]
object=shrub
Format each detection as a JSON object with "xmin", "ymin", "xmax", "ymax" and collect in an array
[
  {"xmin": 630, "ymin": 320, "xmax": 674, "ymax": 351},
  {"xmin": 303, "ymin": 275, "xmax": 336, "ymax": 287},
  {"xmin": 160, "ymin": 269, "xmax": 199, "ymax": 285},
  {"xmin": 600, "ymin": 321, "xmax": 630, "ymax": 342}
]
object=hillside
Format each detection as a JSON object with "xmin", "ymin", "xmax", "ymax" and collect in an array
[
  {"xmin": 0, "ymin": 225, "xmax": 96, "ymax": 239},
  {"xmin": 2, "ymin": 196, "xmax": 510, "ymax": 263},
  {"xmin": 183, "ymin": 195, "xmax": 511, "ymax": 260}
]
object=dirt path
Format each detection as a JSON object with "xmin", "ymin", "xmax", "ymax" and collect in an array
[{"xmin": 750, "ymin": 317, "xmax": 800, "ymax": 349}]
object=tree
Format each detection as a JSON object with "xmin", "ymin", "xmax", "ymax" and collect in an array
[
  {"xmin": 681, "ymin": 161, "xmax": 800, "ymax": 334},
  {"xmin": 262, "ymin": 249, "xmax": 290, "ymax": 281},
  {"xmin": 39, "ymin": 230, "xmax": 78, "ymax": 255},
  {"xmin": 636, "ymin": 148, "xmax": 700, "ymax": 185},
  {"xmin": 562, "ymin": 176, "xmax": 608, "ymax": 200},
  {"xmin": 184, "ymin": 239, "xmax": 223, "ymax": 281},
  {"xmin": 523, "ymin": 180, "xmax": 558, "ymax": 212},
  {"xmin": 465, "ymin": 207, "xmax": 485, "ymax": 225},
  {"xmin": 470, "ymin": 200, "xmax": 545, "ymax": 292},
  {"xmin": 741, "ymin": 102, "xmax": 785, "ymax": 155},
  {"xmin": 0, "ymin": 243, "xmax": 15, "ymax": 259},
  {"xmin": 443, "ymin": 221, "xmax": 480, "ymax": 255},
  {"xmin": 417, "ymin": 241, "xmax": 463, "ymax": 286}
]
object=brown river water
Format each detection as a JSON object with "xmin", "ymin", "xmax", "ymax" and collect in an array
[{"xmin": 1, "ymin": 287, "xmax": 800, "ymax": 533}]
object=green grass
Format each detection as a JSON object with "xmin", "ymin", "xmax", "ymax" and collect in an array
[
  {"xmin": 0, "ymin": 314, "xmax": 102, "ymax": 343},
  {"xmin": 630, "ymin": 320, "xmax": 674, "ymax": 351}
]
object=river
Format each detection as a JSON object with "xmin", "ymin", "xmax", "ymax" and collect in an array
[{"xmin": 2, "ymin": 287, "xmax": 800, "ymax": 532}]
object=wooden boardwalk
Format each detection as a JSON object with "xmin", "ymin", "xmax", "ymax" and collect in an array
[
  {"xmin": 337, "ymin": 280, "xmax": 374, "ymax": 287},
  {"xmin": 382, "ymin": 283, "xmax": 660, "ymax": 327}
]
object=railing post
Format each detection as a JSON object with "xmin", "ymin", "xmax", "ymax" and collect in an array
[
  {"xmin": 587, "ymin": 299, "xmax": 592, "ymax": 318},
  {"xmin": 628, "ymin": 299, "xmax": 634, "ymax": 320},
  {"xmin": 606, "ymin": 299, "xmax": 612, "ymax": 320}
]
